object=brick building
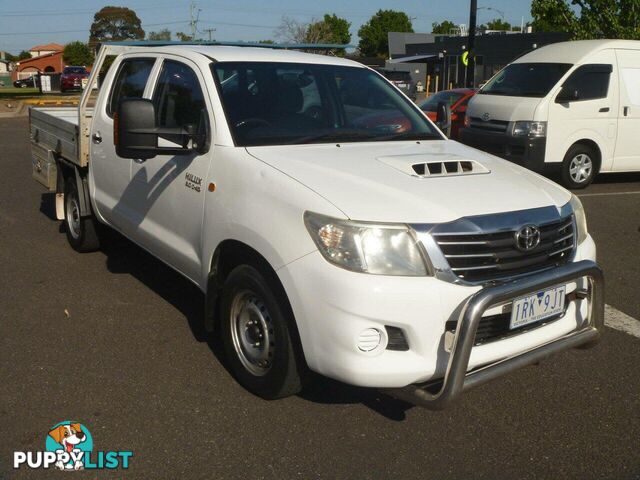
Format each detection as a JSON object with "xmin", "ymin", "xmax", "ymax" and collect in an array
[{"xmin": 12, "ymin": 43, "xmax": 65, "ymax": 80}]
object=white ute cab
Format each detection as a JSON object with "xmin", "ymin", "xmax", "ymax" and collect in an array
[
  {"xmin": 462, "ymin": 40, "xmax": 640, "ymax": 189},
  {"xmin": 29, "ymin": 42, "xmax": 604, "ymax": 409}
]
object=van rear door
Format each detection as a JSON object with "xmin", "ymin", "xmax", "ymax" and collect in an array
[{"xmin": 613, "ymin": 49, "xmax": 640, "ymax": 171}]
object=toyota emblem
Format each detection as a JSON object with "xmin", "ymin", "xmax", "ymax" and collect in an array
[
  {"xmin": 514, "ymin": 225, "xmax": 541, "ymax": 252},
  {"xmin": 482, "ymin": 112, "xmax": 491, "ymax": 121}
]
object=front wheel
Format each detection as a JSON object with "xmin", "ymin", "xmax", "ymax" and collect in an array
[
  {"xmin": 560, "ymin": 145, "xmax": 597, "ymax": 189},
  {"xmin": 220, "ymin": 265, "xmax": 302, "ymax": 399},
  {"xmin": 64, "ymin": 177, "xmax": 100, "ymax": 252}
]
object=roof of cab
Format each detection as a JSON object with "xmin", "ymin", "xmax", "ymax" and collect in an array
[
  {"xmin": 112, "ymin": 43, "xmax": 364, "ymax": 68},
  {"xmin": 515, "ymin": 39, "xmax": 640, "ymax": 65}
]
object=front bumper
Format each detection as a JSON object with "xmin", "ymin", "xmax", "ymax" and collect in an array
[
  {"xmin": 383, "ymin": 259, "xmax": 603, "ymax": 409},
  {"xmin": 278, "ymin": 236, "xmax": 599, "ymax": 394},
  {"xmin": 460, "ymin": 127, "xmax": 547, "ymax": 172}
]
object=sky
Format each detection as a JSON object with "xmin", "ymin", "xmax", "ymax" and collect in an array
[{"xmin": 0, "ymin": 0, "xmax": 535, "ymax": 54}]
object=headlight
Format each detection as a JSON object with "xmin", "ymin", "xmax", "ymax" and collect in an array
[
  {"xmin": 569, "ymin": 194, "xmax": 588, "ymax": 244},
  {"xmin": 512, "ymin": 121, "xmax": 547, "ymax": 137},
  {"xmin": 304, "ymin": 212, "xmax": 429, "ymax": 276}
]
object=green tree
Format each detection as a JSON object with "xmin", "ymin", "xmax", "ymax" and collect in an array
[
  {"xmin": 63, "ymin": 41, "xmax": 94, "ymax": 66},
  {"xmin": 531, "ymin": 0, "xmax": 640, "ymax": 39},
  {"xmin": 89, "ymin": 6, "xmax": 145, "ymax": 49},
  {"xmin": 431, "ymin": 20, "xmax": 457, "ymax": 34},
  {"xmin": 17, "ymin": 50, "xmax": 31, "ymax": 60},
  {"xmin": 321, "ymin": 14, "xmax": 351, "ymax": 45},
  {"xmin": 483, "ymin": 18, "xmax": 512, "ymax": 30},
  {"xmin": 176, "ymin": 32, "xmax": 194, "ymax": 42},
  {"xmin": 147, "ymin": 28, "xmax": 171, "ymax": 41},
  {"xmin": 358, "ymin": 10, "xmax": 413, "ymax": 57}
]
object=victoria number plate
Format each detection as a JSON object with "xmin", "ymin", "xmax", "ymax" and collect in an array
[{"xmin": 510, "ymin": 285, "xmax": 566, "ymax": 330}]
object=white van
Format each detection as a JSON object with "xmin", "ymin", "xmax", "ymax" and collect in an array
[{"xmin": 461, "ymin": 40, "xmax": 640, "ymax": 188}]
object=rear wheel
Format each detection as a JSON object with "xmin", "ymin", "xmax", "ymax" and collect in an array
[
  {"xmin": 220, "ymin": 265, "xmax": 302, "ymax": 399},
  {"xmin": 561, "ymin": 145, "xmax": 597, "ymax": 189},
  {"xmin": 64, "ymin": 176, "xmax": 100, "ymax": 252}
]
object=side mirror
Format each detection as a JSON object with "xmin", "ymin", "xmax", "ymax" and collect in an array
[
  {"xmin": 115, "ymin": 98, "xmax": 209, "ymax": 159},
  {"xmin": 556, "ymin": 87, "xmax": 579, "ymax": 104},
  {"xmin": 435, "ymin": 101, "xmax": 452, "ymax": 137}
]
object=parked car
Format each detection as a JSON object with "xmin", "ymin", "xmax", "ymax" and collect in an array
[
  {"xmin": 418, "ymin": 88, "xmax": 476, "ymax": 139},
  {"xmin": 461, "ymin": 39, "xmax": 640, "ymax": 188},
  {"xmin": 29, "ymin": 42, "xmax": 604, "ymax": 409},
  {"xmin": 13, "ymin": 76, "xmax": 37, "ymax": 88},
  {"xmin": 60, "ymin": 66, "xmax": 89, "ymax": 92},
  {"xmin": 376, "ymin": 68, "xmax": 417, "ymax": 99}
]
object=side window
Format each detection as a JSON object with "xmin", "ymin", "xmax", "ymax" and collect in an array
[
  {"xmin": 152, "ymin": 60, "xmax": 206, "ymax": 144},
  {"xmin": 107, "ymin": 58, "xmax": 155, "ymax": 117},
  {"xmin": 560, "ymin": 64, "xmax": 612, "ymax": 102}
]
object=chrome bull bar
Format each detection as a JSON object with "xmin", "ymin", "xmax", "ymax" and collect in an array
[{"xmin": 384, "ymin": 260, "xmax": 604, "ymax": 410}]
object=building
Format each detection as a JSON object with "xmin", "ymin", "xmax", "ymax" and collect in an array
[
  {"xmin": 387, "ymin": 31, "xmax": 571, "ymax": 92},
  {"xmin": 29, "ymin": 43, "xmax": 64, "ymax": 58},
  {"xmin": 12, "ymin": 43, "xmax": 66, "ymax": 81}
]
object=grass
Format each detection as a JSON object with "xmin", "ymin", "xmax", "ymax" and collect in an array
[{"xmin": 0, "ymin": 87, "xmax": 40, "ymax": 99}]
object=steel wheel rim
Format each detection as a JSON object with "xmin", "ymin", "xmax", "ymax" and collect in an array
[
  {"xmin": 229, "ymin": 290, "xmax": 274, "ymax": 376},
  {"xmin": 66, "ymin": 194, "xmax": 81, "ymax": 239},
  {"xmin": 569, "ymin": 154, "xmax": 593, "ymax": 183}
]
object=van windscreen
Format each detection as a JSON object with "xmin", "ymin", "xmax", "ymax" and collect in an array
[{"xmin": 479, "ymin": 63, "xmax": 572, "ymax": 98}]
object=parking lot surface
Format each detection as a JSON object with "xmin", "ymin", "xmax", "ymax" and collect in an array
[{"xmin": 1, "ymin": 117, "xmax": 639, "ymax": 479}]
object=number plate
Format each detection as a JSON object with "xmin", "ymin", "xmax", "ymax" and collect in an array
[{"xmin": 510, "ymin": 285, "xmax": 566, "ymax": 330}]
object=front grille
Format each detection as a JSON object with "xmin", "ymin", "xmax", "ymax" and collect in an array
[
  {"xmin": 445, "ymin": 305, "xmax": 566, "ymax": 346},
  {"xmin": 434, "ymin": 216, "xmax": 575, "ymax": 282},
  {"xmin": 469, "ymin": 117, "xmax": 510, "ymax": 133}
]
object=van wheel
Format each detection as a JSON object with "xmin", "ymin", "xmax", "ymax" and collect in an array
[
  {"xmin": 64, "ymin": 177, "xmax": 100, "ymax": 252},
  {"xmin": 561, "ymin": 145, "xmax": 597, "ymax": 189},
  {"xmin": 220, "ymin": 265, "xmax": 302, "ymax": 400}
]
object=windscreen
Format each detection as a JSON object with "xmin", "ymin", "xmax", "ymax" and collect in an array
[
  {"xmin": 212, "ymin": 62, "xmax": 440, "ymax": 147},
  {"xmin": 64, "ymin": 67, "xmax": 87, "ymax": 75},
  {"xmin": 419, "ymin": 91, "xmax": 465, "ymax": 112},
  {"xmin": 479, "ymin": 63, "xmax": 572, "ymax": 98}
]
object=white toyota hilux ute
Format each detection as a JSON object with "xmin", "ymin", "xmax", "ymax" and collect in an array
[{"xmin": 30, "ymin": 42, "xmax": 604, "ymax": 409}]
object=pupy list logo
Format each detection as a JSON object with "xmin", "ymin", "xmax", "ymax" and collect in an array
[{"xmin": 13, "ymin": 421, "xmax": 133, "ymax": 470}]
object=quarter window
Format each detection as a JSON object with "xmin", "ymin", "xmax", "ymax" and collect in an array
[
  {"xmin": 107, "ymin": 58, "xmax": 155, "ymax": 117},
  {"xmin": 560, "ymin": 64, "xmax": 612, "ymax": 102}
]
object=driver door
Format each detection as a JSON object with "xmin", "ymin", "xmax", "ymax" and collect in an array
[{"xmin": 125, "ymin": 56, "xmax": 214, "ymax": 281}]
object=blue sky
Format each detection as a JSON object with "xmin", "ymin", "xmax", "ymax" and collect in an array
[{"xmin": 0, "ymin": 0, "xmax": 534, "ymax": 54}]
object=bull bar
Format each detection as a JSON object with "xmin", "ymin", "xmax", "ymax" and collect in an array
[{"xmin": 384, "ymin": 260, "xmax": 604, "ymax": 410}]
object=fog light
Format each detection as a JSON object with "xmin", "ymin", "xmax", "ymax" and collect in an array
[{"xmin": 357, "ymin": 328, "xmax": 384, "ymax": 352}]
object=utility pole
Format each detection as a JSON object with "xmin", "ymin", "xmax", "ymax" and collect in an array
[
  {"xmin": 203, "ymin": 28, "xmax": 216, "ymax": 41},
  {"xmin": 466, "ymin": 0, "xmax": 477, "ymax": 88},
  {"xmin": 189, "ymin": 1, "xmax": 202, "ymax": 40}
]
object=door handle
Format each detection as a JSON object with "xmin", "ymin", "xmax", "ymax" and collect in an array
[
  {"xmin": 624, "ymin": 106, "xmax": 630, "ymax": 117},
  {"xmin": 92, "ymin": 131, "xmax": 102, "ymax": 144},
  {"xmin": 599, "ymin": 107, "xmax": 610, "ymax": 113}
]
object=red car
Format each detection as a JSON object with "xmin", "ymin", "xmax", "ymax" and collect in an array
[
  {"xmin": 350, "ymin": 88, "xmax": 476, "ymax": 139},
  {"xmin": 60, "ymin": 66, "xmax": 89, "ymax": 93},
  {"xmin": 417, "ymin": 88, "xmax": 476, "ymax": 139}
]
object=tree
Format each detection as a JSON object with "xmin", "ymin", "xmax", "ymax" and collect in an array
[
  {"xmin": 531, "ymin": 0, "xmax": 640, "ymax": 39},
  {"xmin": 147, "ymin": 29, "xmax": 171, "ymax": 41},
  {"xmin": 258, "ymin": 39, "xmax": 275, "ymax": 44},
  {"xmin": 482, "ymin": 18, "xmax": 512, "ymax": 31},
  {"xmin": 321, "ymin": 14, "xmax": 351, "ymax": 45},
  {"xmin": 431, "ymin": 20, "xmax": 457, "ymax": 34},
  {"xmin": 176, "ymin": 32, "xmax": 194, "ymax": 42},
  {"xmin": 89, "ymin": 6, "xmax": 145, "ymax": 49},
  {"xmin": 358, "ymin": 10, "xmax": 413, "ymax": 58},
  {"xmin": 17, "ymin": 50, "xmax": 31, "ymax": 60},
  {"xmin": 63, "ymin": 41, "xmax": 94, "ymax": 66}
]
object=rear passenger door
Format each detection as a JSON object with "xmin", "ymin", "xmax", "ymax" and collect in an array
[
  {"xmin": 126, "ymin": 56, "xmax": 214, "ymax": 281},
  {"xmin": 613, "ymin": 49, "xmax": 640, "ymax": 171},
  {"xmin": 91, "ymin": 56, "xmax": 157, "ymax": 230}
]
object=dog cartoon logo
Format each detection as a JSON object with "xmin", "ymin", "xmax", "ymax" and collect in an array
[{"xmin": 46, "ymin": 421, "xmax": 93, "ymax": 470}]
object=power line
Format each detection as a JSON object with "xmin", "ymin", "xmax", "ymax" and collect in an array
[{"xmin": 0, "ymin": 20, "xmax": 190, "ymax": 37}]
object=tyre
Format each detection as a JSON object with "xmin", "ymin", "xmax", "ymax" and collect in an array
[
  {"xmin": 64, "ymin": 176, "xmax": 100, "ymax": 252},
  {"xmin": 220, "ymin": 264, "xmax": 302, "ymax": 399},
  {"xmin": 560, "ymin": 144, "xmax": 597, "ymax": 189}
]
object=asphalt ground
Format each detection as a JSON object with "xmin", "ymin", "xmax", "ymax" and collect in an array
[{"xmin": 1, "ymin": 116, "xmax": 639, "ymax": 479}]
